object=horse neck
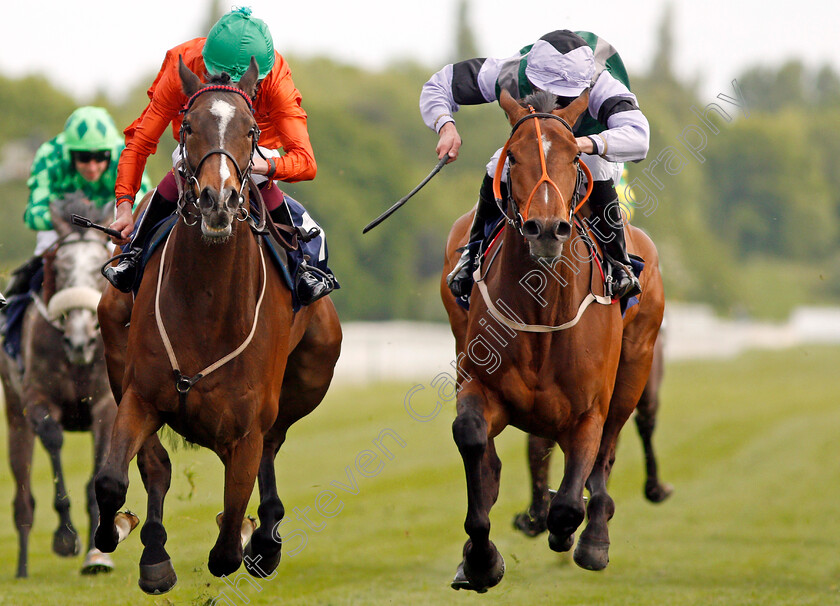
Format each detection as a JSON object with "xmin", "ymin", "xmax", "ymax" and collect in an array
[
  {"xmin": 164, "ymin": 221, "xmax": 262, "ymax": 325},
  {"xmin": 494, "ymin": 225, "xmax": 589, "ymax": 322}
]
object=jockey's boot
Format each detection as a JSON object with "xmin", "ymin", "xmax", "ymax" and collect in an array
[
  {"xmin": 446, "ymin": 174, "xmax": 502, "ymax": 297},
  {"xmin": 102, "ymin": 193, "xmax": 175, "ymax": 293},
  {"xmin": 269, "ymin": 206, "xmax": 335, "ymax": 306},
  {"xmin": 4, "ymin": 256, "xmax": 43, "ymax": 297},
  {"xmin": 588, "ymin": 180, "xmax": 641, "ymax": 299}
]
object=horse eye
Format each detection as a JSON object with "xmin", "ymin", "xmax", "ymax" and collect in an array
[
  {"xmin": 183, "ymin": 122, "xmax": 193, "ymax": 135},
  {"xmin": 507, "ymin": 151, "xmax": 517, "ymax": 165}
]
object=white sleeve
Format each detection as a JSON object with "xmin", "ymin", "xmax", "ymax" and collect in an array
[
  {"xmin": 420, "ymin": 64, "xmax": 458, "ymax": 133},
  {"xmin": 588, "ymin": 71, "xmax": 650, "ymax": 163}
]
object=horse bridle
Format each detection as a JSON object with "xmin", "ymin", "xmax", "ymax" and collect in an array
[
  {"xmin": 176, "ymin": 85, "xmax": 261, "ymax": 226},
  {"xmin": 492, "ymin": 106, "xmax": 593, "ymax": 234},
  {"xmin": 34, "ymin": 232, "xmax": 111, "ymax": 330}
]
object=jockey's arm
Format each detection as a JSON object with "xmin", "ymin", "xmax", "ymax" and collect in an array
[{"xmin": 587, "ymin": 71, "xmax": 650, "ymax": 163}]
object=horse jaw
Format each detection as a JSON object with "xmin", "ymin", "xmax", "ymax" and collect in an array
[
  {"xmin": 200, "ymin": 218, "xmax": 233, "ymax": 242},
  {"xmin": 527, "ymin": 240, "xmax": 564, "ymax": 261},
  {"xmin": 62, "ymin": 309, "xmax": 99, "ymax": 366}
]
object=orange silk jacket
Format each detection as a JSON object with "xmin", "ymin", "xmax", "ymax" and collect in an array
[{"xmin": 116, "ymin": 37, "xmax": 316, "ymax": 203}]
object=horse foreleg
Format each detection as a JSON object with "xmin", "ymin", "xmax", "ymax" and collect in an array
[
  {"xmin": 6, "ymin": 404, "xmax": 35, "ymax": 578},
  {"xmin": 547, "ymin": 414, "xmax": 604, "ymax": 554},
  {"xmin": 27, "ymin": 400, "xmax": 80, "ymax": 558},
  {"xmin": 81, "ymin": 397, "xmax": 117, "ymax": 575},
  {"xmin": 135, "ymin": 434, "xmax": 176, "ymax": 594},
  {"xmin": 208, "ymin": 432, "xmax": 263, "ymax": 578},
  {"xmin": 575, "ymin": 358, "xmax": 652, "ymax": 571},
  {"xmin": 513, "ymin": 434, "xmax": 554, "ymax": 537},
  {"xmin": 240, "ymin": 433, "xmax": 285, "ymax": 579},
  {"xmin": 451, "ymin": 397, "xmax": 505, "ymax": 592},
  {"xmin": 94, "ymin": 390, "xmax": 160, "ymax": 555}
]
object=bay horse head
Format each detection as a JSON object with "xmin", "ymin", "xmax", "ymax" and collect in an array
[
  {"xmin": 496, "ymin": 88, "xmax": 591, "ymax": 261},
  {"xmin": 47, "ymin": 194, "xmax": 113, "ymax": 365},
  {"xmin": 177, "ymin": 56, "xmax": 261, "ymax": 240}
]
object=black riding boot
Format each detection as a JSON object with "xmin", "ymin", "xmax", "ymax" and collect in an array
[
  {"xmin": 102, "ymin": 193, "xmax": 175, "ymax": 293},
  {"xmin": 447, "ymin": 174, "xmax": 504, "ymax": 297},
  {"xmin": 588, "ymin": 180, "xmax": 641, "ymax": 299},
  {"xmin": 269, "ymin": 205, "xmax": 335, "ymax": 306},
  {"xmin": 4, "ymin": 256, "xmax": 43, "ymax": 297}
]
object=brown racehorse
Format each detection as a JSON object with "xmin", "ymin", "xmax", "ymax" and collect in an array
[
  {"xmin": 441, "ymin": 89, "xmax": 665, "ymax": 592},
  {"xmin": 93, "ymin": 57, "xmax": 342, "ymax": 594},
  {"xmin": 0, "ymin": 195, "xmax": 119, "ymax": 577},
  {"xmin": 513, "ymin": 331, "xmax": 672, "ymax": 538}
]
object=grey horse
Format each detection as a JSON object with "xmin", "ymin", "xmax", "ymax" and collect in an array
[{"xmin": 0, "ymin": 193, "xmax": 120, "ymax": 577}]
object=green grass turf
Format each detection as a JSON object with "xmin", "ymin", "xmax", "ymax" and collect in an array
[{"xmin": 0, "ymin": 345, "xmax": 838, "ymax": 605}]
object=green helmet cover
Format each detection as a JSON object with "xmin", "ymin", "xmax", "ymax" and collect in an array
[
  {"xmin": 62, "ymin": 106, "xmax": 122, "ymax": 151},
  {"xmin": 203, "ymin": 7, "xmax": 275, "ymax": 80}
]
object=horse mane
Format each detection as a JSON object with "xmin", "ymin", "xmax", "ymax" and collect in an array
[
  {"xmin": 205, "ymin": 72, "xmax": 234, "ymax": 86},
  {"xmin": 521, "ymin": 89, "xmax": 558, "ymax": 113}
]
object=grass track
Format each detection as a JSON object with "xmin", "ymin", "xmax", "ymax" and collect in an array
[{"xmin": 0, "ymin": 345, "xmax": 838, "ymax": 605}]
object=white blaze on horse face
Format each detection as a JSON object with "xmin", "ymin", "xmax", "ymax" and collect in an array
[
  {"xmin": 210, "ymin": 99, "xmax": 236, "ymax": 185},
  {"xmin": 542, "ymin": 135, "xmax": 552, "ymax": 206}
]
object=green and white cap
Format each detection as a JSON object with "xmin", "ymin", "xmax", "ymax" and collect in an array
[
  {"xmin": 62, "ymin": 106, "xmax": 122, "ymax": 151},
  {"xmin": 525, "ymin": 30, "xmax": 595, "ymax": 97},
  {"xmin": 203, "ymin": 7, "xmax": 275, "ymax": 80}
]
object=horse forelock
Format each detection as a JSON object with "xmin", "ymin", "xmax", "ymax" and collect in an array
[
  {"xmin": 522, "ymin": 89, "xmax": 557, "ymax": 113},
  {"xmin": 53, "ymin": 235, "xmax": 110, "ymax": 292}
]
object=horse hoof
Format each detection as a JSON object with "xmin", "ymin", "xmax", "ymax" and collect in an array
[
  {"xmin": 573, "ymin": 537, "xmax": 610, "ymax": 571},
  {"xmin": 244, "ymin": 536, "xmax": 282, "ymax": 578},
  {"xmin": 53, "ymin": 525, "xmax": 81, "ymax": 557},
  {"xmin": 512, "ymin": 511, "xmax": 547, "ymax": 537},
  {"xmin": 645, "ymin": 482, "xmax": 674, "ymax": 504},
  {"xmin": 115, "ymin": 511, "xmax": 140, "ymax": 543},
  {"xmin": 139, "ymin": 559, "xmax": 177, "ymax": 595},
  {"xmin": 81, "ymin": 548, "xmax": 114, "ymax": 575},
  {"xmin": 548, "ymin": 532, "xmax": 574, "ymax": 553},
  {"xmin": 459, "ymin": 546, "xmax": 505, "ymax": 592},
  {"xmin": 451, "ymin": 561, "xmax": 487, "ymax": 593}
]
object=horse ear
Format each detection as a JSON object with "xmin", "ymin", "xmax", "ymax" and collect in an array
[
  {"xmin": 554, "ymin": 89, "xmax": 591, "ymax": 126},
  {"xmin": 179, "ymin": 55, "xmax": 203, "ymax": 97},
  {"xmin": 237, "ymin": 56, "xmax": 260, "ymax": 98},
  {"xmin": 49, "ymin": 199, "xmax": 71, "ymax": 237},
  {"xmin": 499, "ymin": 89, "xmax": 527, "ymax": 125}
]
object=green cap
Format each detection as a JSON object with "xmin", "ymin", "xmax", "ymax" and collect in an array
[
  {"xmin": 62, "ymin": 106, "xmax": 123, "ymax": 151},
  {"xmin": 203, "ymin": 7, "xmax": 275, "ymax": 80}
]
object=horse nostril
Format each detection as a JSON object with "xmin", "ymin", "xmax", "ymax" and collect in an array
[
  {"xmin": 199, "ymin": 186, "xmax": 219, "ymax": 211},
  {"xmin": 522, "ymin": 219, "xmax": 542, "ymax": 239},
  {"xmin": 554, "ymin": 221, "xmax": 572, "ymax": 241},
  {"xmin": 224, "ymin": 188, "xmax": 240, "ymax": 212}
]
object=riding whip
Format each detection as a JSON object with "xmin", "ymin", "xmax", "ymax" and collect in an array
[
  {"xmin": 362, "ymin": 154, "xmax": 450, "ymax": 234},
  {"xmin": 70, "ymin": 214, "xmax": 123, "ymax": 239}
]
